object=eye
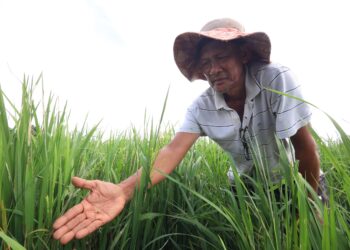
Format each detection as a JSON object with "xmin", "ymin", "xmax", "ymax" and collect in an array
[
  {"xmin": 217, "ymin": 54, "xmax": 230, "ymax": 60},
  {"xmin": 198, "ymin": 60, "xmax": 210, "ymax": 71}
]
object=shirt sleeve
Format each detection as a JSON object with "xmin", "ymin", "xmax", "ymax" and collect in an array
[
  {"xmin": 269, "ymin": 68, "xmax": 312, "ymax": 139},
  {"xmin": 177, "ymin": 104, "xmax": 204, "ymax": 135}
]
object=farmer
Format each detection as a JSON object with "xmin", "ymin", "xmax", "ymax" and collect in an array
[{"xmin": 53, "ymin": 18, "xmax": 323, "ymax": 244}]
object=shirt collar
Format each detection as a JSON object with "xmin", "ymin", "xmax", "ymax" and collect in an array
[
  {"xmin": 245, "ymin": 64, "xmax": 262, "ymax": 101},
  {"xmin": 214, "ymin": 91, "xmax": 230, "ymax": 110}
]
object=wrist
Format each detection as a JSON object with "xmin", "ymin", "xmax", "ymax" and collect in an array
[{"xmin": 118, "ymin": 171, "xmax": 140, "ymax": 201}]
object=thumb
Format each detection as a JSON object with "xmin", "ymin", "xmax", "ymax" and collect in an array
[{"xmin": 71, "ymin": 176, "xmax": 95, "ymax": 190}]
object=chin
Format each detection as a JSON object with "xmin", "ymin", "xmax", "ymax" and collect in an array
[{"xmin": 213, "ymin": 86, "xmax": 226, "ymax": 93}]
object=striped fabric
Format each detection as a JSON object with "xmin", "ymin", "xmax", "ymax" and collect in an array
[{"xmin": 178, "ymin": 62, "xmax": 312, "ymax": 182}]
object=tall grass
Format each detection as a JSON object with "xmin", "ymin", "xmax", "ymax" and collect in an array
[{"xmin": 0, "ymin": 77, "xmax": 349, "ymax": 249}]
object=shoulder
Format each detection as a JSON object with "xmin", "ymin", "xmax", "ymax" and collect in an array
[
  {"xmin": 248, "ymin": 61, "xmax": 290, "ymax": 76},
  {"xmin": 248, "ymin": 62, "xmax": 295, "ymax": 87},
  {"xmin": 189, "ymin": 87, "xmax": 216, "ymax": 110}
]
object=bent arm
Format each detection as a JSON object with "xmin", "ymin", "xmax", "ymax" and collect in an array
[
  {"xmin": 290, "ymin": 125, "xmax": 320, "ymax": 192},
  {"xmin": 118, "ymin": 132, "xmax": 200, "ymax": 200}
]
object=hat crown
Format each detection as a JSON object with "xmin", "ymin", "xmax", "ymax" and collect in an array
[{"xmin": 200, "ymin": 18, "xmax": 245, "ymax": 32}]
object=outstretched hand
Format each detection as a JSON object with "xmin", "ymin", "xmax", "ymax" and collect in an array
[{"xmin": 53, "ymin": 177, "xmax": 127, "ymax": 245}]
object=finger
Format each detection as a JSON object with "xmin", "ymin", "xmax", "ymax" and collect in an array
[
  {"xmin": 54, "ymin": 216, "xmax": 94, "ymax": 243},
  {"xmin": 53, "ymin": 213, "xmax": 87, "ymax": 240},
  {"xmin": 71, "ymin": 218, "xmax": 94, "ymax": 234},
  {"xmin": 75, "ymin": 220, "xmax": 105, "ymax": 239},
  {"xmin": 59, "ymin": 221, "xmax": 95, "ymax": 244},
  {"xmin": 55, "ymin": 218, "xmax": 94, "ymax": 244},
  {"xmin": 59, "ymin": 231, "xmax": 76, "ymax": 245},
  {"xmin": 65, "ymin": 213, "xmax": 87, "ymax": 230},
  {"xmin": 53, "ymin": 224, "xmax": 73, "ymax": 241},
  {"xmin": 72, "ymin": 177, "xmax": 96, "ymax": 190},
  {"xmin": 53, "ymin": 203, "xmax": 84, "ymax": 229}
]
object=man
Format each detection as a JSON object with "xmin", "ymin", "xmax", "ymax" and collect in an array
[{"xmin": 53, "ymin": 18, "xmax": 321, "ymax": 245}]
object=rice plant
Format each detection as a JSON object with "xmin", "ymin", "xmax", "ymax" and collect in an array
[{"xmin": 0, "ymin": 77, "xmax": 349, "ymax": 249}]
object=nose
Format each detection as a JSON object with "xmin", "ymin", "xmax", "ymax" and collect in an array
[
  {"xmin": 207, "ymin": 59, "xmax": 222, "ymax": 75},
  {"xmin": 203, "ymin": 60, "xmax": 223, "ymax": 82}
]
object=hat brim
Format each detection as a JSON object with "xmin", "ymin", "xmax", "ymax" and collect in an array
[{"xmin": 173, "ymin": 28, "xmax": 271, "ymax": 81}]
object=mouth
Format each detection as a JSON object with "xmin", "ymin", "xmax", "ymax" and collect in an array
[{"xmin": 212, "ymin": 78, "xmax": 226, "ymax": 86}]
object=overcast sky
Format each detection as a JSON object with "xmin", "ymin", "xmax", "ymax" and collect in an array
[{"xmin": 0, "ymin": 0, "xmax": 349, "ymax": 139}]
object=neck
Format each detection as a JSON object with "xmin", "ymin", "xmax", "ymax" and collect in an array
[
  {"xmin": 224, "ymin": 83, "xmax": 246, "ymax": 102},
  {"xmin": 224, "ymin": 89, "xmax": 246, "ymax": 121}
]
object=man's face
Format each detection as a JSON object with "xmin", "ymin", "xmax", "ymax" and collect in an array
[{"xmin": 197, "ymin": 41, "xmax": 245, "ymax": 95}]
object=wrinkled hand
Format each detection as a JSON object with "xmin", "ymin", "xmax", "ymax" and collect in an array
[{"xmin": 53, "ymin": 177, "xmax": 126, "ymax": 245}]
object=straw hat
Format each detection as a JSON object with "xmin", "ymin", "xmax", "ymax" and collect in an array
[{"xmin": 173, "ymin": 18, "xmax": 271, "ymax": 81}]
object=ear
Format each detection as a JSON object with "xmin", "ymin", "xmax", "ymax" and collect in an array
[{"xmin": 239, "ymin": 44, "xmax": 251, "ymax": 64}]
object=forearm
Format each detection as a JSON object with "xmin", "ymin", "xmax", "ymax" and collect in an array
[
  {"xmin": 296, "ymin": 149, "xmax": 320, "ymax": 192},
  {"xmin": 118, "ymin": 145, "xmax": 186, "ymax": 201},
  {"xmin": 149, "ymin": 146, "xmax": 185, "ymax": 186},
  {"xmin": 118, "ymin": 132, "xmax": 198, "ymax": 202},
  {"xmin": 291, "ymin": 126, "xmax": 320, "ymax": 192}
]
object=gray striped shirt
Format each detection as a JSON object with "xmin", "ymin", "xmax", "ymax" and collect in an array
[{"xmin": 178, "ymin": 62, "xmax": 312, "ymax": 181}]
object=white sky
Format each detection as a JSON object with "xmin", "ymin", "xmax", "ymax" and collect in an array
[{"xmin": 0, "ymin": 0, "xmax": 349, "ymax": 139}]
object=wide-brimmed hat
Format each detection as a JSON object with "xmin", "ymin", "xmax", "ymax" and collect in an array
[{"xmin": 173, "ymin": 18, "xmax": 271, "ymax": 81}]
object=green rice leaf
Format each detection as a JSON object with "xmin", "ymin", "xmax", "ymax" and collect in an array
[{"xmin": 0, "ymin": 231, "xmax": 26, "ymax": 250}]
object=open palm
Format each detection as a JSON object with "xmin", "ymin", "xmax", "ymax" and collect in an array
[{"xmin": 53, "ymin": 177, "xmax": 126, "ymax": 245}]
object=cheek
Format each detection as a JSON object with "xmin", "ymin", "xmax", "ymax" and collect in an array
[
  {"xmin": 229, "ymin": 66, "xmax": 244, "ymax": 80},
  {"xmin": 204, "ymin": 74, "xmax": 214, "ymax": 86}
]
